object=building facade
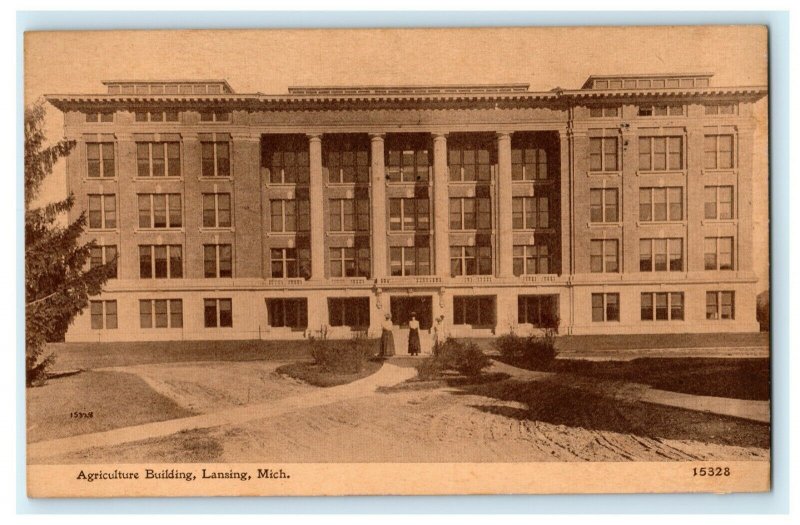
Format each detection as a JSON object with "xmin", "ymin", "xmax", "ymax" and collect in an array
[{"xmin": 46, "ymin": 73, "xmax": 767, "ymax": 344}]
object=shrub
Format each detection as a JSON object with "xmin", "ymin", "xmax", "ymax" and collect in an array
[
  {"xmin": 493, "ymin": 330, "xmax": 558, "ymax": 370},
  {"xmin": 309, "ymin": 337, "xmax": 376, "ymax": 374},
  {"xmin": 437, "ymin": 339, "xmax": 492, "ymax": 377},
  {"xmin": 416, "ymin": 357, "xmax": 444, "ymax": 380}
]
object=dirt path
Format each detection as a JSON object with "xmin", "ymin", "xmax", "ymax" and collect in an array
[{"xmin": 47, "ymin": 370, "xmax": 770, "ymax": 464}]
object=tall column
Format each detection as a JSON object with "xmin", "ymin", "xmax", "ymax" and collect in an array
[
  {"xmin": 496, "ymin": 132, "xmax": 514, "ymax": 278},
  {"xmin": 370, "ymin": 133, "xmax": 387, "ymax": 278},
  {"xmin": 232, "ymin": 132, "xmax": 263, "ymax": 278},
  {"xmin": 558, "ymin": 128, "xmax": 571, "ymax": 276},
  {"xmin": 307, "ymin": 134, "xmax": 325, "ymax": 280},
  {"xmin": 432, "ymin": 133, "xmax": 450, "ymax": 277}
]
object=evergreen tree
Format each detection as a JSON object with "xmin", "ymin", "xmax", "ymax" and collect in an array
[{"xmin": 25, "ymin": 100, "xmax": 116, "ymax": 386}]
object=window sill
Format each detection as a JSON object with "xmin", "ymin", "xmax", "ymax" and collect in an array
[
  {"xmin": 701, "ymin": 219, "xmax": 737, "ymax": 226},
  {"xmin": 86, "ymin": 228, "xmax": 119, "ymax": 234},
  {"xmin": 635, "ymin": 170, "xmax": 686, "ymax": 177},
  {"xmin": 266, "ymin": 182, "xmax": 310, "ymax": 187},
  {"xmin": 636, "ymin": 220, "xmax": 687, "ymax": 227},
  {"xmin": 133, "ymin": 177, "xmax": 184, "ymax": 183},
  {"xmin": 199, "ymin": 227, "xmax": 235, "ymax": 233},
  {"xmin": 197, "ymin": 176, "xmax": 233, "ymax": 182},
  {"xmin": 83, "ymin": 177, "xmax": 118, "ymax": 183},
  {"xmin": 387, "ymin": 229, "xmax": 433, "ymax": 235},
  {"xmin": 587, "ymin": 222, "xmax": 622, "ymax": 228},
  {"xmin": 511, "ymin": 178, "xmax": 554, "ymax": 184},
  {"xmin": 134, "ymin": 228, "xmax": 185, "ymax": 234},
  {"xmin": 586, "ymin": 171, "xmax": 621, "ymax": 177},
  {"xmin": 386, "ymin": 180, "xmax": 432, "ymax": 186},
  {"xmin": 448, "ymin": 179, "xmax": 495, "ymax": 185},
  {"xmin": 701, "ymin": 169, "xmax": 737, "ymax": 175}
]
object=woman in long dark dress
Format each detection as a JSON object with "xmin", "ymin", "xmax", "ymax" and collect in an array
[
  {"xmin": 379, "ymin": 313, "xmax": 396, "ymax": 358},
  {"xmin": 407, "ymin": 312, "xmax": 421, "ymax": 356}
]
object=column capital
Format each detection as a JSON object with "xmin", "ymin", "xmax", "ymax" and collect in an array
[
  {"xmin": 431, "ymin": 131, "xmax": 449, "ymax": 139},
  {"xmin": 369, "ymin": 132, "xmax": 386, "ymax": 141},
  {"xmin": 495, "ymin": 131, "xmax": 513, "ymax": 141},
  {"xmin": 306, "ymin": 133, "xmax": 322, "ymax": 142}
]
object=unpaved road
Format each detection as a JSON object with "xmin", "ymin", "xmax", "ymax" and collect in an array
[{"xmin": 49, "ymin": 372, "xmax": 769, "ymax": 464}]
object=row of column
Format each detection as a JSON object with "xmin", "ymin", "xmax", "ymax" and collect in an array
[{"xmin": 303, "ymin": 131, "xmax": 523, "ymax": 281}]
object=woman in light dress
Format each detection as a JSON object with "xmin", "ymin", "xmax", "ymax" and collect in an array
[
  {"xmin": 407, "ymin": 312, "xmax": 421, "ymax": 356},
  {"xmin": 379, "ymin": 313, "xmax": 396, "ymax": 358}
]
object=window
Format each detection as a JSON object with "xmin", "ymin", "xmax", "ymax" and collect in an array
[
  {"xmin": 137, "ymin": 141, "xmax": 181, "ymax": 177},
  {"xmin": 590, "ymin": 239, "xmax": 619, "ymax": 273},
  {"xmin": 511, "ymin": 147, "xmax": 547, "ymax": 180},
  {"xmin": 639, "ymin": 187, "xmax": 683, "ymax": 221},
  {"xmin": 389, "ymin": 198, "xmax": 430, "ymax": 232},
  {"xmin": 591, "ymin": 293, "xmax": 619, "ymax": 322},
  {"xmin": 202, "ymin": 193, "xmax": 231, "ymax": 228},
  {"xmin": 329, "ymin": 198, "xmax": 370, "ymax": 232},
  {"xmin": 328, "ymin": 297, "xmax": 370, "ymax": 328},
  {"xmin": 704, "ymin": 237, "xmax": 734, "ymax": 270},
  {"xmin": 513, "ymin": 245, "xmax": 551, "ymax": 275},
  {"xmin": 134, "ymin": 110, "xmax": 179, "ymax": 122},
  {"xmin": 326, "ymin": 139, "xmax": 370, "ymax": 184},
  {"xmin": 453, "ymin": 296, "xmax": 496, "ymax": 326},
  {"xmin": 518, "ymin": 295, "xmax": 558, "ymax": 326},
  {"xmin": 271, "ymin": 248, "xmax": 311, "ymax": 279},
  {"xmin": 704, "ymin": 186, "xmax": 734, "ymax": 220},
  {"xmin": 449, "ymin": 138, "xmax": 493, "ymax": 182},
  {"xmin": 512, "ymin": 196, "xmax": 549, "ymax": 229},
  {"xmin": 706, "ymin": 291, "xmax": 735, "ymax": 320},
  {"xmin": 199, "ymin": 110, "xmax": 230, "ymax": 122},
  {"xmin": 88, "ymin": 194, "xmax": 117, "ymax": 229},
  {"xmin": 329, "ymin": 247, "xmax": 370, "ymax": 278},
  {"xmin": 386, "ymin": 140, "xmax": 430, "ymax": 182},
  {"xmin": 639, "ymin": 238, "xmax": 683, "ymax": 272},
  {"xmin": 139, "ymin": 245, "xmax": 183, "ymax": 279},
  {"xmin": 590, "ymin": 188, "xmax": 619, "ymax": 223},
  {"xmin": 89, "ymin": 245, "xmax": 117, "ymax": 278},
  {"xmin": 705, "ymin": 103, "xmax": 736, "ymax": 115},
  {"xmin": 204, "ymin": 244, "xmax": 232, "ymax": 278},
  {"xmin": 201, "ymin": 136, "xmax": 231, "ymax": 177},
  {"xmin": 638, "ymin": 136, "xmax": 683, "ymax": 171},
  {"xmin": 204, "ymin": 298, "xmax": 233, "ymax": 328},
  {"xmin": 90, "ymin": 300, "xmax": 117, "ymax": 329},
  {"xmin": 450, "ymin": 246, "xmax": 492, "ymax": 276},
  {"xmin": 138, "ymin": 193, "xmax": 182, "ymax": 229},
  {"xmin": 390, "ymin": 246, "xmax": 431, "ymax": 276},
  {"xmin": 637, "ymin": 105, "xmax": 684, "ymax": 117},
  {"xmin": 589, "ymin": 137, "xmax": 618, "ymax": 172},
  {"xmin": 704, "ymin": 135, "xmax": 735, "ymax": 170},
  {"xmin": 266, "ymin": 298, "xmax": 308, "ymax": 330},
  {"xmin": 85, "ymin": 111, "xmax": 114, "ymax": 123},
  {"xmin": 641, "ymin": 292, "xmax": 684, "ymax": 321},
  {"xmin": 589, "ymin": 106, "xmax": 620, "ymax": 118},
  {"xmin": 270, "ymin": 199, "xmax": 310, "ymax": 232},
  {"xmin": 140, "ymin": 299, "xmax": 183, "ymax": 328},
  {"xmin": 87, "ymin": 141, "xmax": 115, "ymax": 178},
  {"xmin": 266, "ymin": 139, "xmax": 310, "ymax": 184},
  {"xmin": 449, "ymin": 197, "xmax": 492, "ymax": 230}
]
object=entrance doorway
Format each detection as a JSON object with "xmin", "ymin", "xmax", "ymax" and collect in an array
[{"xmin": 389, "ymin": 295, "xmax": 433, "ymax": 354}]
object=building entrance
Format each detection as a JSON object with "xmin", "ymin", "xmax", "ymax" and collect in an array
[{"xmin": 389, "ymin": 296, "xmax": 433, "ymax": 354}]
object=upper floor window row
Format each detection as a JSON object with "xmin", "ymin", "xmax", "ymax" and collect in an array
[
  {"xmin": 511, "ymin": 147, "xmax": 548, "ymax": 181},
  {"xmin": 85, "ymin": 111, "xmax": 114, "ymax": 123},
  {"xmin": 199, "ymin": 110, "xmax": 231, "ymax": 122},
  {"xmin": 705, "ymin": 103, "xmax": 736, "ymax": 116},
  {"xmin": 639, "ymin": 136, "xmax": 683, "ymax": 171},
  {"xmin": 135, "ymin": 110, "xmax": 179, "ymax": 123},
  {"xmin": 589, "ymin": 137, "xmax": 618, "ymax": 172},
  {"xmin": 387, "ymin": 148, "xmax": 430, "ymax": 183},
  {"xmin": 201, "ymin": 134, "xmax": 231, "ymax": 177},
  {"xmin": 138, "ymin": 193, "xmax": 182, "ymax": 229},
  {"xmin": 87, "ymin": 142, "xmax": 115, "ymax": 178},
  {"xmin": 589, "ymin": 106, "xmax": 620, "ymax": 118},
  {"xmin": 137, "ymin": 141, "xmax": 181, "ymax": 178},
  {"xmin": 449, "ymin": 138, "xmax": 495, "ymax": 182},
  {"xmin": 637, "ymin": 104, "xmax": 684, "ymax": 117},
  {"xmin": 88, "ymin": 194, "xmax": 116, "ymax": 230}
]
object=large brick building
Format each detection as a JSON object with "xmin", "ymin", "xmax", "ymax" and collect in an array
[{"xmin": 46, "ymin": 73, "xmax": 767, "ymax": 347}]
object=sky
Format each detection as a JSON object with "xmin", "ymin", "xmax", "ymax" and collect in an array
[{"xmin": 24, "ymin": 26, "xmax": 770, "ymax": 288}]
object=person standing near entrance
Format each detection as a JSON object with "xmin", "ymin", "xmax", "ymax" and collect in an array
[
  {"xmin": 432, "ymin": 315, "xmax": 445, "ymax": 356},
  {"xmin": 408, "ymin": 312, "xmax": 421, "ymax": 356},
  {"xmin": 379, "ymin": 313, "xmax": 396, "ymax": 358}
]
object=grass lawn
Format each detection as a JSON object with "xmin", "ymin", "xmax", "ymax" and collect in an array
[
  {"xmin": 27, "ymin": 370, "xmax": 195, "ymax": 443},
  {"xmin": 275, "ymin": 359, "xmax": 383, "ymax": 387},
  {"xmin": 551, "ymin": 358, "xmax": 770, "ymax": 401},
  {"xmin": 46, "ymin": 339, "xmax": 314, "ymax": 372}
]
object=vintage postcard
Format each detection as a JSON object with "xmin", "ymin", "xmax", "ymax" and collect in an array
[{"xmin": 24, "ymin": 26, "xmax": 770, "ymax": 497}]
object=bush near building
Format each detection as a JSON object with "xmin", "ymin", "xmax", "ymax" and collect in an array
[
  {"xmin": 494, "ymin": 331, "xmax": 558, "ymax": 370},
  {"xmin": 309, "ymin": 337, "xmax": 377, "ymax": 374},
  {"xmin": 418, "ymin": 339, "xmax": 492, "ymax": 379}
]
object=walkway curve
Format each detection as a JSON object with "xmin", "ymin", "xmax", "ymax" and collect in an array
[{"xmin": 28, "ymin": 362, "xmax": 415, "ymax": 461}]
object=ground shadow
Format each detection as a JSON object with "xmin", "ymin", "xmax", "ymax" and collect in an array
[{"xmin": 455, "ymin": 378, "xmax": 770, "ymax": 450}]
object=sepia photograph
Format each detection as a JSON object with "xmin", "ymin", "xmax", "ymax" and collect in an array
[{"xmin": 23, "ymin": 24, "xmax": 771, "ymax": 497}]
